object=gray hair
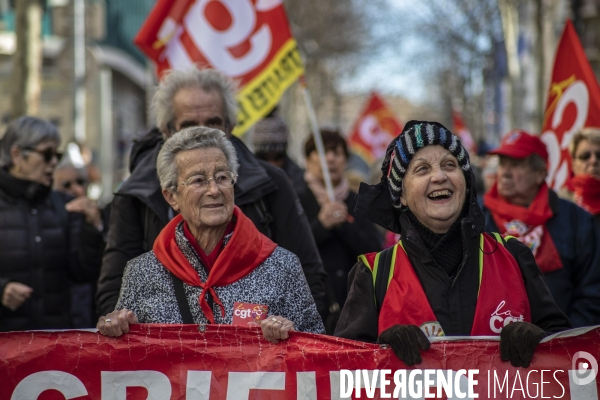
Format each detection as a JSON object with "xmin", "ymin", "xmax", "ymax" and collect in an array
[
  {"xmin": 569, "ymin": 127, "xmax": 600, "ymax": 158},
  {"xmin": 151, "ymin": 68, "xmax": 238, "ymax": 135},
  {"xmin": 528, "ymin": 154, "xmax": 547, "ymax": 173},
  {"xmin": 157, "ymin": 126, "xmax": 239, "ymax": 191},
  {"xmin": 0, "ymin": 116, "xmax": 61, "ymax": 169},
  {"xmin": 55, "ymin": 158, "xmax": 87, "ymax": 176}
]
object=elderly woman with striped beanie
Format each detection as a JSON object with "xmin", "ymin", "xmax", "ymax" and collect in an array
[{"xmin": 334, "ymin": 120, "xmax": 571, "ymax": 367}]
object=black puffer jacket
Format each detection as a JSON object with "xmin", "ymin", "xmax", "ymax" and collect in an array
[
  {"xmin": 97, "ymin": 129, "xmax": 327, "ymax": 317},
  {"xmin": 335, "ymin": 171, "xmax": 572, "ymax": 341},
  {"xmin": 0, "ymin": 169, "xmax": 102, "ymax": 331}
]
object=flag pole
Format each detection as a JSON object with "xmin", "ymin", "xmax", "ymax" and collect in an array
[{"xmin": 300, "ymin": 76, "xmax": 335, "ymax": 202}]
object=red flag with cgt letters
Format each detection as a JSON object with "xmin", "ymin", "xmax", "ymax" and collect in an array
[
  {"xmin": 541, "ymin": 19, "xmax": 600, "ymax": 190},
  {"xmin": 347, "ymin": 92, "xmax": 404, "ymax": 164},
  {"xmin": 134, "ymin": 0, "xmax": 304, "ymax": 136}
]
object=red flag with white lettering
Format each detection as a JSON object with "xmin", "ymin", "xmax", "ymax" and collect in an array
[
  {"xmin": 134, "ymin": 0, "xmax": 304, "ymax": 136},
  {"xmin": 541, "ymin": 19, "xmax": 600, "ymax": 190},
  {"xmin": 452, "ymin": 110, "xmax": 477, "ymax": 155},
  {"xmin": 347, "ymin": 93, "xmax": 404, "ymax": 164}
]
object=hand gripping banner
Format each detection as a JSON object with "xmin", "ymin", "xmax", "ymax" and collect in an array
[
  {"xmin": 541, "ymin": 20, "xmax": 600, "ymax": 190},
  {"xmin": 2, "ymin": 324, "xmax": 599, "ymax": 399},
  {"xmin": 134, "ymin": 0, "xmax": 304, "ymax": 136}
]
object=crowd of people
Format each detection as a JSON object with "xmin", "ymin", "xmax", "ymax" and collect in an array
[{"xmin": 1, "ymin": 67, "xmax": 599, "ymax": 365}]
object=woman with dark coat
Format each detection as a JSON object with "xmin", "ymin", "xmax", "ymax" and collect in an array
[
  {"xmin": 335, "ymin": 120, "xmax": 571, "ymax": 367},
  {"xmin": 297, "ymin": 129, "xmax": 382, "ymax": 333},
  {"xmin": 0, "ymin": 117, "xmax": 102, "ymax": 331}
]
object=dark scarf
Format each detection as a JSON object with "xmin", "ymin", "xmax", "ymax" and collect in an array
[
  {"xmin": 405, "ymin": 202, "xmax": 468, "ymax": 277},
  {"xmin": 0, "ymin": 168, "xmax": 51, "ymax": 203}
]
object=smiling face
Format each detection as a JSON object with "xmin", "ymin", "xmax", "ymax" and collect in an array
[
  {"xmin": 163, "ymin": 147, "xmax": 234, "ymax": 234},
  {"xmin": 572, "ymin": 139, "xmax": 600, "ymax": 179},
  {"xmin": 399, "ymin": 145, "xmax": 467, "ymax": 234},
  {"xmin": 10, "ymin": 140, "xmax": 60, "ymax": 187},
  {"xmin": 170, "ymin": 87, "xmax": 229, "ymax": 137}
]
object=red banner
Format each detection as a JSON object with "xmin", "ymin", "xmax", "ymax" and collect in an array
[
  {"xmin": 2, "ymin": 325, "xmax": 599, "ymax": 399},
  {"xmin": 541, "ymin": 20, "xmax": 600, "ymax": 190},
  {"xmin": 347, "ymin": 93, "xmax": 404, "ymax": 164},
  {"xmin": 134, "ymin": 0, "xmax": 304, "ymax": 135},
  {"xmin": 453, "ymin": 110, "xmax": 477, "ymax": 156}
]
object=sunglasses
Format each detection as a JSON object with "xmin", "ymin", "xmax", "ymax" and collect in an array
[
  {"xmin": 576, "ymin": 151, "xmax": 600, "ymax": 161},
  {"xmin": 24, "ymin": 147, "xmax": 63, "ymax": 163},
  {"xmin": 62, "ymin": 178, "xmax": 87, "ymax": 190}
]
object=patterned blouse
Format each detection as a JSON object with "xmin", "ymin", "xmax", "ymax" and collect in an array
[{"xmin": 116, "ymin": 221, "xmax": 325, "ymax": 334}]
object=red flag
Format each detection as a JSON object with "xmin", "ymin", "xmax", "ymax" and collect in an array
[
  {"xmin": 347, "ymin": 93, "xmax": 404, "ymax": 164},
  {"xmin": 134, "ymin": 0, "xmax": 304, "ymax": 136},
  {"xmin": 452, "ymin": 110, "xmax": 477, "ymax": 155},
  {"xmin": 541, "ymin": 20, "xmax": 600, "ymax": 190}
]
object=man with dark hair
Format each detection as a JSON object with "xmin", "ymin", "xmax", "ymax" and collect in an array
[
  {"xmin": 97, "ymin": 68, "xmax": 327, "ymax": 318},
  {"xmin": 482, "ymin": 130, "xmax": 600, "ymax": 327}
]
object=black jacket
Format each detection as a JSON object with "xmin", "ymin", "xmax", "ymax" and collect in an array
[
  {"xmin": 334, "ymin": 173, "xmax": 571, "ymax": 342},
  {"xmin": 482, "ymin": 189, "xmax": 600, "ymax": 327},
  {"xmin": 296, "ymin": 183, "xmax": 382, "ymax": 310},
  {"xmin": 97, "ymin": 129, "xmax": 327, "ymax": 316},
  {"xmin": 0, "ymin": 169, "xmax": 102, "ymax": 331}
]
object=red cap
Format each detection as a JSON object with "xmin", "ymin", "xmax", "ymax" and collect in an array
[{"xmin": 488, "ymin": 130, "xmax": 548, "ymax": 162}]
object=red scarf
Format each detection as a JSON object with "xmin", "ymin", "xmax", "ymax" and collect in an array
[
  {"xmin": 484, "ymin": 182, "xmax": 563, "ymax": 273},
  {"xmin": 567, "ymin": 174, "xmax": 600, "ymax": 215},
  {"xmin": 153, "ymin": 206, "xmax": 277, "ymax": 324}
]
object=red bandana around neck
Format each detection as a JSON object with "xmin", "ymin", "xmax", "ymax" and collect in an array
[
  {"xmin": 153, "ymin": 206, "xmax": 277, "ymax": 324},
  {"xmin": 567, "ymin": 174, "xmax": 600, "ymax": 215},
  {"xmin": 484, "ymin": 182, "xmax": 563, "ymax": 273}
]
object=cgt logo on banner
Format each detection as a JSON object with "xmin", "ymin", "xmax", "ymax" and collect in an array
[
  {"xmin": 347, "ymin": 92, "xmax": 404, "ymax": 165},
  {"xmin": 2, "ymin": 325, "xmax": 600, "ymax": 400},
  {"xmin": 541, "ymin": 20, "xmax": 600, "ymax": 191},
  {"xmin": 134, "ymin": 0, "xmax": 304, "ymax": 136}
]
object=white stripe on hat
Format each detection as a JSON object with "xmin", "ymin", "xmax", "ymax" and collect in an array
[
  {"xmin": 449, "ymin": 135, "xmax": 458, "ymax": 152},
  {"xmin": 405, "ymin": 134, "xmax": 414, "ymax": 155},
  {"xmin": 426, "ymin": 124, "xmax": 435, "ymax": 144}
]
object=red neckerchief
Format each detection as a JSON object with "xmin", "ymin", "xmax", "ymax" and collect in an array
[
  {"xmin": 153, "ymin": 206, "xmax": 277, "ymax": 323},
  {"xmin": 567, "ymin": 174, "xmax": 600, "ymax": 215},
  {"xmin": 182, "ymin": 220, "xmax": 235, "ymax": 272},
  {"xmin": 484, "ymin": 182, "xmax": 563, "ymax": 273}
]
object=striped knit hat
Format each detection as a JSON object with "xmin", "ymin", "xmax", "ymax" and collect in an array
[{"xmin": 382, "ymin": 120, "xmax": 471, "ymax": 207}]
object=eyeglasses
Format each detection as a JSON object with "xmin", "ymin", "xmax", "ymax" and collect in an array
[
  {"xmin": 179, "ymin": 171, "xmax": 237, "ymax": 190},
  {"xmin": 576, "ymin": 151, "xmax": 600, "ymax": 161},
  {"xmin": 24, "ymin": 147, "xmax": 63, "ymax": 163},
  {"xmin": 62, "ymin": 178, "xmax": 87, "ymax": 190}
]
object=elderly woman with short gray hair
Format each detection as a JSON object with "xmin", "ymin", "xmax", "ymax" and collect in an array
[
  {"xmin": 0, "ymin": 116, "xmax": 101, "ymax": 331},
  {"xmin": 97, "ymin": 126, "xmax": 324, "ymax": 341}
]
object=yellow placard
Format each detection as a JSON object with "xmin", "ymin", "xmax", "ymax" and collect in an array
[{"xmin": 232, "ymin": 38, "xmax": 304, "ymax": 137}]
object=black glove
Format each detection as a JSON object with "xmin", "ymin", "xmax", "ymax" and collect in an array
[
  {"xmin": 377, "ymin": 324, "xmax": 430, "ymax": 366},
  {"xmin": 500, "ymin": 322, "xmax": 546, "ymax": 368}
]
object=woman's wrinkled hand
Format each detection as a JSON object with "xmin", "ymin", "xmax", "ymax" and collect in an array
[
  {"xmin": 97, "ymin": 308, "xmax": 138, "ymax": 337},
  {"xmin": 318, "ymin": 201, "xmax": 348, "ymax": 229},
  {"xmin": 260, "ymin": 316, "xmax": 295, "ymax": 344}
]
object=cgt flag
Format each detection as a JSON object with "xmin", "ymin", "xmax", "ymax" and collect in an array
[
  {"xmin": 347, "ymin": 92, "xmax": 404, "ymax": 164},
  {"xmin": 541, "ymin": 19, "xmax": 600, "ymax": 190},
  {"xmin": 134, "ymin": 0, "xmax": 304, "ymax": 136},
  {"xmin": 452, "ymin": 109, "xmax": 477, "ymax": 156}
]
